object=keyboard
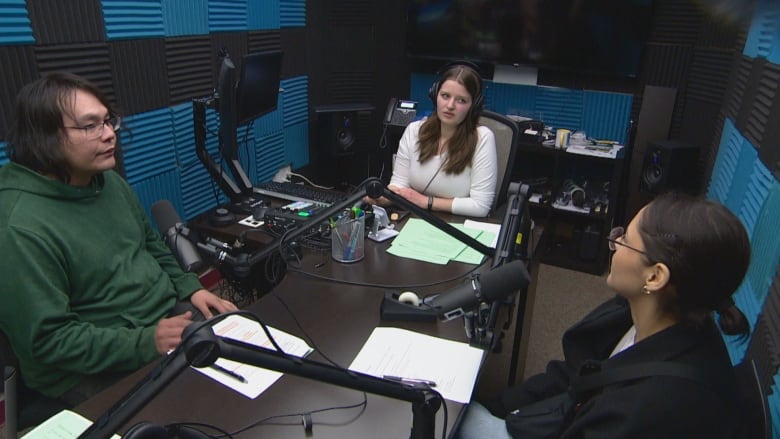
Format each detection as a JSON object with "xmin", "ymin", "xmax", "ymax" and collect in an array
[{"xmin": 254, "ymin": 181, "xmax": 347, "ymax": 206}]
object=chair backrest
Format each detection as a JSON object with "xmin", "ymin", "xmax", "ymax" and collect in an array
[
  {"xmin": 1, "ymin": 329, "xmax": 19, "ymax": 439},
  {"xmin": 479, "ymin": 110, "xmax": 520, "ymax": 211},
  {"xmin": 734, "ymin": 358, "xmax": 771, "ymax": 439}
]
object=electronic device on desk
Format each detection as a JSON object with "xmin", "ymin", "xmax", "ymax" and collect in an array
[
  {"xmin": 264, "ymin": 201, "xmax": 325, "ymax": 227},
  {"xmin": 384, "ymin": 98, "xmax": 418, "ymax": 127},
  {"xmin": 254, "ymin": 181, "xmax": 347, "ymax": 206},
  {"xmin": 516, "ymin": 119, "xmax": 545, "ymax": 143},
  {"xmin": 229, "ymin": 196, "xmax": 267, "ymax": 215}
]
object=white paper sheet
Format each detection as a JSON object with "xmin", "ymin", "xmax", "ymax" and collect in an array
[
  {"xmin": 348, "ymin": 327, "xmax": 484, "ymax": 404},
  {"xmin": 191, "ymin": 314, "xmax": 313, "ymax": 399}
]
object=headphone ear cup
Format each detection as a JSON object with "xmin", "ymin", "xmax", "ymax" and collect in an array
[
  {"xmin": 168, "ymin": 425, "xmax": 212, "ymax": 439},
  {"xmin": 428, "ymin": 79, "xmax": 439, "ymax": 107},
  {"xmin": 124, "ymin": 422, "xmax": 169, "ymax": 439}
]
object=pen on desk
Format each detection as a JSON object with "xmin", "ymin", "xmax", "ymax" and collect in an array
[
  {"xmin": 210, "ymin": 363, "xmax": 247, "ymax": 383},
  {"xmin": 382, "ymin": 375, "xmax": 437, "ymax": 387}
]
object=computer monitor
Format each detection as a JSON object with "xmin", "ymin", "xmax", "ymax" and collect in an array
[{"xmin": 235, "ymin": 50, "xmax": 284, "ymax": 126}]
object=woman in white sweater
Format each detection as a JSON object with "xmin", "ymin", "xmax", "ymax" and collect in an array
[{"xmin": 384, "ymin": 62, "xmax": 498, "ymax": 217}]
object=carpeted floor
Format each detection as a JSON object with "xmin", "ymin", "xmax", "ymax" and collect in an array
[{"xmin": 521, "ymin": 263, "xmax": 615, "ymax": 380}]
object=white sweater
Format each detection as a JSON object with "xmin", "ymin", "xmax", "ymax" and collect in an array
[{"xmin": 390, "ymin": 120, "xmax": 497, "ymax": 217}]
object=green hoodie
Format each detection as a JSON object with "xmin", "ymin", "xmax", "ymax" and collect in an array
[{"xmin": 0, "ymin": 163, "xmax": 203, "ymax": 398}]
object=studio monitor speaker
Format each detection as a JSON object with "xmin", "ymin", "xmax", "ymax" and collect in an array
[
  {"xmin": 315, "ymin": 104, "xmax": 374, "ymax": 157},
  {"xmin": 639, "ymin": 139, "xmax": 699, "ymax": 195}
]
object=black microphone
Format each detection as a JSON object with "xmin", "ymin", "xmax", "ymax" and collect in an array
[
  {"xmin": 151, "ymin": 200, "xmax": 205, "ymax": 273},
  {"xmin": 428, "ymin": 260, "xmax": 529, "ymax": 321}
]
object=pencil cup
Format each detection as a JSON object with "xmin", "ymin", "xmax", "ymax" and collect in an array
[
  {"xmin": 332, "ymin": 215, "xmax": 365, "ymax": 263},
  {"xmin": 555, "ymin": 129, "xmax": 571, "ymax": 149}
]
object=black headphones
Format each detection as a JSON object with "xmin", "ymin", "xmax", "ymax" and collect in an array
[
  {"xmin": 123, "ymin": 422, "xmax": 214, "ymax": 439},
  {"xmin": 427, "ymin": 60, "xmax": 484, "ymax": 124}
]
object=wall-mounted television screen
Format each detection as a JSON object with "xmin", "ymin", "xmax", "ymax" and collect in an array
[{"xmin": 406, "ymin": 0, "xmax": 654, "ymax": 78}]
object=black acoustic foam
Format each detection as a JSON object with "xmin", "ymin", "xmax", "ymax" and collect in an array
[
  {"xmin": 0, "ymin": 45, "xmax": 39, "ymax": 140},
  {"xmin": 35, "ymin": 43, "xmax": 115, "ymax": 105},
  {"xmin": 165, "ymin": 36, "xmax": 213, "ymax": 106},
  {"xmin": 27, "ymin": 0, "xmax": 105, "ymax": 44},
  {"xmin": 109, "ymin": 38, "xmax": 169, "ymax": 115}
]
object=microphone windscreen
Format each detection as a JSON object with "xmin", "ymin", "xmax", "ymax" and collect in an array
[
  {"xmin": 480, "ymin": 260, "xmax": 530, "ymax": 302},
  {"xmin": 151, "ymin": 199, "xmax": 181, "ymax": 234}
]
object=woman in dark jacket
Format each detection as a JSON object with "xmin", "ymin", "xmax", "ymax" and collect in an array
[{"xmin": 457, "ymin": 192, "xmax": 751, "ymax": 438}]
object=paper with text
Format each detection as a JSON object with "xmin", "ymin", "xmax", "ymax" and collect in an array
[
  {"xmin": 348, "ymin": 327, "xmax": 484, "ymax": 403},
  {"xmin": 191, "ymin": 314, "xmax": 314, "ymax": 398},
  {"xmin": 23, "ymin": 409, "xmax": 119, "ymax": 439}
]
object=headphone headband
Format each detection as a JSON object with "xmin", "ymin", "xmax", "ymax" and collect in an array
[{"xmin": 427, "ymin": 60, "xmax": 484, "ymax": 123}]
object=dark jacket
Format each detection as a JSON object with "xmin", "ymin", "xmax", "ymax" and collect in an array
[{"xmin": 488, "ymin": 296, "xmax": 745, "ymax": 438}]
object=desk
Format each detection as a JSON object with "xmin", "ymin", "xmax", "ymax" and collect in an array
[{"xmin": 76, "ymin": 217, "xmax": 484, "ymax": 438}]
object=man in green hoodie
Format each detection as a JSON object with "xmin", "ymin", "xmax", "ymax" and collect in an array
[{"xmin": 0, "ymin": 72, "xmax": 238, "ymax": 410}]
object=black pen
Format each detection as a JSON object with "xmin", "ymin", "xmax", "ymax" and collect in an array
[
  {"xmin": 209, "ymin": 363, "xmax": 248, "ymax": 383},
  {"xmin": 382, "ymin": 375, "xmax": 437, "ymax": 387}
]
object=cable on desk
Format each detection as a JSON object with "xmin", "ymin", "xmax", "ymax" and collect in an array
[
  {"xmin": 222, "ymin": 392, "xmax": 368, "ymax": 438},
  {"xmin": 285, "ymin": 259, "xmax": 486, "ymax": 291}
]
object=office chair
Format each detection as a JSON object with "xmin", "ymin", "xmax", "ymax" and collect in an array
[
  {"xmin": 1, "ymin": 330, "xmax": 18, "ymax": 439},
  {"xmin": 478, "ymin": 110, "xmax": 520, "ymax": 212},
  {"xmin": 1, "ymin": 329, "xmax": 67, "ymax": 438},
  {"xmin": 734, "ymin": 358, "xmax": 771, "ymax": 439}
]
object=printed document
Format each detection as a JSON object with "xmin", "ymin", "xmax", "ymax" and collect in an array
[
  {"xmin": 191, "ymin": 314, "xmax": 314, "ymax": 398},
  {"xmin": 349, "ymin": 327, "xmax": 484, "ymax": 403}
]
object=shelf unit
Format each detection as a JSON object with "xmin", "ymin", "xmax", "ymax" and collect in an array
[{"xmin": 513, "ymin": 141, "xmax": 626, "ymax": 275}]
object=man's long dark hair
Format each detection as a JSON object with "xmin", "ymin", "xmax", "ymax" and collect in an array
[{"xmin": 6, "ymin": 72, "xmax": 118, "ymax": 183}]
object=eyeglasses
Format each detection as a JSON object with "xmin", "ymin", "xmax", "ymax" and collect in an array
[
  {"xmin": 65, "ymin": 116, "xmax": 121, "ymax": 139},
  {"xmin": 606, "ymin": 226, "xmax": 647, "ymax": 255}
]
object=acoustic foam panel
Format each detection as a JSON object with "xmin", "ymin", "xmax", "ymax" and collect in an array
[
  {"xmin": 34, "ymin": 42, "xmax": 115, "ymax": 102},
  {"xmin": 0, "ymin": 0, "xmax": 34, "ymax": 44},
  {"xmin": 279, "ymin": 0, "xmax": 305, "ymax": 27},
  {"xmin": 723, "ymin": 55, "xmax": 753, "ymax": 123},
  {"xmin": 165, "ymin": 36, "xmax": 213, "ymax": 106},
  {"xmin": 109, "ymin": 38, "xmax": 168, "ymax": 114},
  {"xmin": 161, "ymin": 0, "xmax": 208, "ymax": 37},
  {"xmin": 247, "ymin": 30, "xmax": 281, "ymax": 54},
  {"xmin": 208, "ymin": 0, "xmax": 247, "ymax": 32},
  {"xmin": 687, "ymin": 47, "xmax": 735, "ymax": 104},
  {"xmin": 0, "ymin": 45, "xmax": 38, "ymax": 140},
  {"xmin": 209, "ymin": 31, "xmax": 248, "ymax": 81},
  {"xmin": 27, "ymin": 0, "xmax": 104, "ymax": 44},
  {"xmin": 649, "ymin": 0, "xmax": 704, "ymax": 45},
  {"xmin": 119, "ymin": 107, "xmax": 176, "ymax": 185},
  {"xmin": 248, "ymin": 0, "xmax": 280, "ymax": 30},
  {"xmin": 102, "ymin": 1, "xmax": 165, "ymax": 40},
  {"xmin": 278, "ymin": 28, "xmax": 306, "ymax": 78}
]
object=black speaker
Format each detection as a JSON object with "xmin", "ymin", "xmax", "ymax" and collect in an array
[
  {"xmin": 639, "ymin": 140, "xmax": 699, "ymax": 195},
  {"xmin": 315, "ymin": 104, "xmax": 374, "ymax": 157}
]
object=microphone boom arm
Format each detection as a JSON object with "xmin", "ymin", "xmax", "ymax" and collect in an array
[
  {"xmin": 78, "ymin": 317, "xmax": 442, "ymax": 439},
  {"xmin": 209, "ymin": 178, "xmax": 495, "ymax": 271}
]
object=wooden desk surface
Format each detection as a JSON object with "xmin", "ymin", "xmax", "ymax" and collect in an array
[{"xmin": 76, "ymin": 218, "xmax": 482, "ymax": 438}]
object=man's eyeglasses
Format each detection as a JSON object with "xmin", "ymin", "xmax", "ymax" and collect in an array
[
  {"xmin": 606, "ymin": 226, "xmax": 647, "ymax": 255},
  {"xmin": 65, "ymin": 116, "xmax": 121, "ymax": 139}
]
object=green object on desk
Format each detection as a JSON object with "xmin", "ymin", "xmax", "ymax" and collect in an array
[{"xmin": 386, "ymin": 218, "xmax": 495, "ymax": 265}]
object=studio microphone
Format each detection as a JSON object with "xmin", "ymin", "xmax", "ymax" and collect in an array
[
  {"xmin": 151, "ymin": 200, "xmax": 205, "ymax": 273},
  {"xmin": 428, "ymin": 260, "xmax": 530, "ymax": 321}
]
